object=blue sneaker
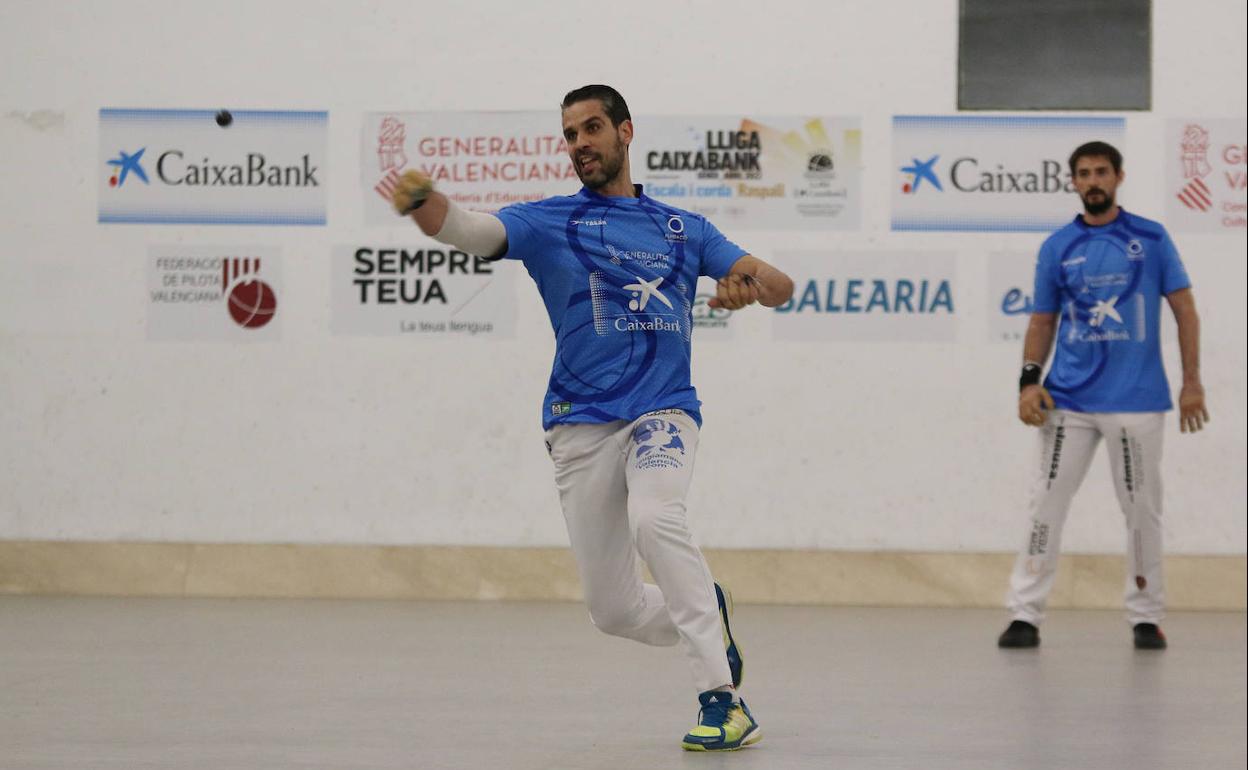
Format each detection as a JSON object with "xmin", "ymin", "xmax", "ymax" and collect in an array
[
  {"xmin": 715, "ymin": 582, "xmax": 744, "ymax": 688},
  {"xmin": 681, "ymin": 690, "xmax": 762, "ymax": 751}
]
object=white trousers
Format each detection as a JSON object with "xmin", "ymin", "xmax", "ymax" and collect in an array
[
  {"xmin": 1006, "ymin": 409, "xmax": 1167, "ymax": 626},
  {"xmin": 545, "ymin": 409, "xmax": 732, "ymax": 694}
]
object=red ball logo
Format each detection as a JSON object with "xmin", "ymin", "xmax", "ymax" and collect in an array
[{"xmin": 227, "ymin": 279, "xmax": 278, "ymax": 328}]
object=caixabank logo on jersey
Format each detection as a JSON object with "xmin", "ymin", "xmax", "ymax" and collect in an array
[
  {"xmin": 986, "ymin": 250, "xmax": 1177, "ymax": 347},
  {"xmin": 147, "ymin": 246, "xmax": 282, "ymax": 341},
  {"xmin": 771, "ymin": 251, "xmax": 957, "ymax": 342},
  {"xmin": 330, "ymin": 245, "xmax": 516, "ymax": 337},
  {"xmin": 892, "ymin": 116, "xmax": 1125, "ymax": 232},
  {"xmin": 589, "ymin": 271, "xmax": 693, "ymax": 343},
  {"xmin": 100, "ymin": 109, "xmax": 327, "ymax": 225}
]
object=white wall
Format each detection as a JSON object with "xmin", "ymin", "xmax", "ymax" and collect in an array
[{"xmin": 1, "ymin": 0, "xmax": 1244, "ymax": 553}]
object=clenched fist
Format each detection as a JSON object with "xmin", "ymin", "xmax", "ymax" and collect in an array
[
  {"xmin": 1018, "ymin": 384, "xmax": 1055, "ymax": 427},
  {"xmin": 391, "ymin": 170, "xmax": 435, "ymax": 215},
  {"xmin": 708, "ymin": 273, "xmax": 762, "ymax": 310}
]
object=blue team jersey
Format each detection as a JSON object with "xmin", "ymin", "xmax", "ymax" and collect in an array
[
  {"xmin": 1033, "ymin": 209, "xmax": 1191, "ymax": 413},
  {"xmin": 495, "ymin": 185, "xmax": 748, "ymax": 429}
]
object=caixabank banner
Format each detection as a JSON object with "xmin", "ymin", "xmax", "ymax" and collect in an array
[
  {"xmin": 1166, "ymin": 118, "xmax": 1247, "ymax": 233},
  {"xmin": 630, "ymin": 116, "xmax": 861, "ymax": 230},
  {"xmin": 100, "ymin": 109, "xmax": 327, "ymax": 225},
  {"xmin": 892, "ymin": 116, "xmax": 1125, "ymax": 232}
]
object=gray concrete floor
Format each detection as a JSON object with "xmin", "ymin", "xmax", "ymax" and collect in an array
[{"xmin": 0, "ymin": 598, "xmax": 1244, "ymax": 770}]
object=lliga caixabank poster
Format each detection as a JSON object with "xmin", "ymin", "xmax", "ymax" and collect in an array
[{"xmin": 630, "ymin": 116, "xmax": 861, "ymax": 230}]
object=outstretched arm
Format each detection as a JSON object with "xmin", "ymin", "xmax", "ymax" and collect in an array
[
  {"xmin": 391, "ymin": 170, "xmax": 508, "ymax": 258},
  {"xmin": 1166, "ymin": 287, "xmax": 1209, "ymax": 433},
  {"xmin": 710, "ymin": 255, "xmax": 795, "ymax": 310}
]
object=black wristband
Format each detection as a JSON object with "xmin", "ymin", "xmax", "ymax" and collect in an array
[{"xmin": 1019, "ymin": 363, "xmax": 1042, "ymax": 391}]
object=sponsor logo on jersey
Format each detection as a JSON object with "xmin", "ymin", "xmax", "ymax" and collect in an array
[
  {"xmin": 624, "ymin": 276, "xmax": 673, "ymax": 312},
  {"xmin": 664, "ymin": 215, "xmax": 687, "ymax": 242},
  {"xmin": 1089, "ymin": 295, "xmax": 1123, "ymax": 328}
]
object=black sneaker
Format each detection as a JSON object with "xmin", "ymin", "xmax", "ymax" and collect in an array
[
  {"xmin": 997, "ymin": 620, "xmax": 1040, "ymax": 648},
  {"xmin": 1133, "ymin": 623, "xmax": 1168, "ymax": 650}
]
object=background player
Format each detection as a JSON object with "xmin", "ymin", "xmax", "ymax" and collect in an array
[
  {"xmin": 999, "ymin": 141, "xmax": 1209, "ymax": 651},
  {"xmin": 391, "ymin": 84, "xmax": 794, "ymax": 751}
]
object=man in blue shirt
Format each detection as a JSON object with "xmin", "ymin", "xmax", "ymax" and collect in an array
[
  {"xmin": 391, "ymin": 85, "xmax": 793, "ymax": 751},
  {"xmin": 999, "ymin": 141, "xmax": 1210, "ymax": 651}
]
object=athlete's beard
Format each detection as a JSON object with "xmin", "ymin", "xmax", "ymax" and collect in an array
[
  {"xmin": 575, "ymin": 137, "xmax": 626, "ymax": 190},
  {"xmin": 1081, "ymin": 187, "xmax": 1115, "ymax": 215}
]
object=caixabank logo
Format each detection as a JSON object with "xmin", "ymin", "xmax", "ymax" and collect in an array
[
  {"xmin": 100, "ymin": 109, "xmax": 327, "ymax": 225},
  {"xmin": 892, "ymin": 116, "xmax": 1125, "ymax": 232},
  {"xmin": 106, "ymin": 148, "xmax": 149, "ymax": 188}
]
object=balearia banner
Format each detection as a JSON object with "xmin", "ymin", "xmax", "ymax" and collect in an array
[{"xmin": 771, "ymin": 251, "xmax": 957, "ymax": 342}]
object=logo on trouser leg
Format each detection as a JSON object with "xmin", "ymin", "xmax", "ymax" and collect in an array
[
  {"xmin": 1120, "ymin": 431, "xmax": 1136, "ymax": 501},
  {"xmin": 1136, "ymin": 576, "xmax": 1147, "ymax": 590},
  {"xmin": 1046, "ymin": 424, "xmax": 1065, "ymax": 488},
  {"xmin": 1028, "ymin": 521, "xmax": 1050, "ymax": 556},
  {"xmin": 631, "ymin": 418, "xmax": 686, "ymax": 470}
]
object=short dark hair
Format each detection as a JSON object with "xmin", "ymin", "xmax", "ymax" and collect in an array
[
  {"xmin": 561, "ymin": 84, "xmax": 631, "ymax": 127},
  {"xmin": 1069, "ymin": 141, "xmax": 1123, "ymax": 175}
]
